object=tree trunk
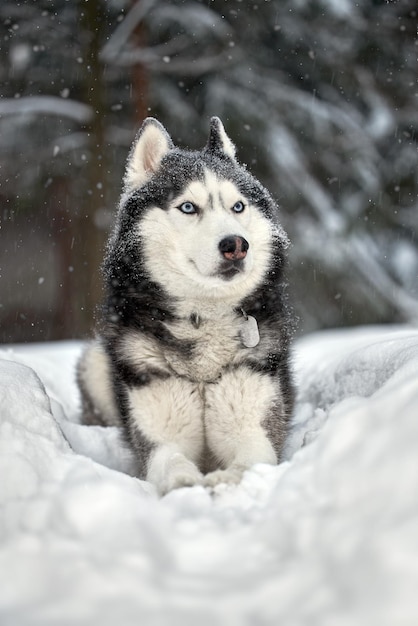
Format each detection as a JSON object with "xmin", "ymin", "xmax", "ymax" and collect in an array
[{"xmin": 70, "ymin": 1, "xmax": 109, "ymax": 337}]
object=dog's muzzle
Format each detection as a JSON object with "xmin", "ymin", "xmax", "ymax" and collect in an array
[{"xmin": 217, "ymin": 235, "xmax": 249, "ymax": 280}]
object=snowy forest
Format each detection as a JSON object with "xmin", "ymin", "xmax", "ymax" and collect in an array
[{"xmin": 1, "ymin": 0, "xmax": 417, "ymax": 342}]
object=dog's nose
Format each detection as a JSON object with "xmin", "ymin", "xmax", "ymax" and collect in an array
[{"xmin": 219, "ymin": 236, "xmax": 249, "ymax": 261}]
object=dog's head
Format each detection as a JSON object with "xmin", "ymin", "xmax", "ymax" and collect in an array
[{"xmin": 117, "ymin": 117, "xmax": 289, "ymax": 303}]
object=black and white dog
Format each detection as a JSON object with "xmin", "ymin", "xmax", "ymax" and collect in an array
[{"xmin": 78, "ymin": 117, "xmax": 294, "ymax": 494}]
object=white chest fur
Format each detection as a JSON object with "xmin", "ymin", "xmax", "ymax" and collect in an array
[
  {"xmin": 164, "ymin": 313, "xmax": 243, "ymax": 382},
  {"xmin": 119, "ymin": 310, "xmax": 259, "ymax": 384}
]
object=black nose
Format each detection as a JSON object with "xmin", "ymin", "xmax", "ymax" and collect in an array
[{"xmin": 219, "ymin": 236, "xmax": 249, "ymax": 261}]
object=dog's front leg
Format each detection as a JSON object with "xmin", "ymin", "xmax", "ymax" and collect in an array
[
  {"xmin": 125, "ymin": 376, "xmax": 205, "ymax": 495},
  {"xmin": 203, "ymin": 366, "xmax": 286, "ymax": 488}
]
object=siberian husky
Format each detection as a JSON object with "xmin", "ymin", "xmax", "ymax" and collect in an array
[{"xmin": 78, "ymin": 117, "xmax": 294, "ymax": 494}]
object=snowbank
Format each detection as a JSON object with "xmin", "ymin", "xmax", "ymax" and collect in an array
[{"xmin": 1, "ymin": 326, "xmax": 418, "ymax": 625}]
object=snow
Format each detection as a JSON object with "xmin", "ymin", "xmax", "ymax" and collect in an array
[{"xmin": 1, "ymin": 326, "xmax": 418, "ymax": 625}]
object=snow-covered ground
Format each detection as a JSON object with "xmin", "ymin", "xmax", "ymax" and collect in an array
[{"xmin": 1, "ymin": 326, "xmax": 418, "ymax": 625}]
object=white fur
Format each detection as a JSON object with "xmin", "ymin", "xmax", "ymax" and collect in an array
[
  {"xmin": 128, "ymin": 377, "xmax": 205, "ymax": 494},
  {"xmin": 147, "ymin": 446, "xmax": 203, "ymax": 495},
  {"xmin": 124, "ymin": 120, "xmax": 171, "ymax": 191},
  {"xmin": 139, "ymin": 170, "xmax": 273, "ymax": 305},
  {"xmin": 127, "ymin": 377, "xmax": 204, "ymax": 454},
  {"xmin": 164, "ymin": 313, "xmax": 242, "ymax": 382},
  {"xmin": 78, "ymin": 341, "xmax": 119, "ymax": 426},
  {"xmin": 214, "ymin": 120, "xmax": 236, "ymax": 159},
  {"xmin": 118, "ymin": 331, "xmax": 171, "ymax": 375},
  {"xmin": 118, "ymin": 307, "xmax": 258, "ymax": 384},
  {"xmin": 127, "ymin": 364, "xmax": 279, "ymax": 493},
  {"xmin": 203, "ymin": 368, "xmax": 278, "ymax": 487}
]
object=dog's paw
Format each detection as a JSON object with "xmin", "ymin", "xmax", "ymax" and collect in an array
[
  {"xmin": 165, "ymin": 468, "xmax": 203, "ymax": 493},
  {"xmin": 159, "ymin": 454, "xmax": 203, "ymax": 495},
  {"xmin": 203, "ymin": 466, "xmax": 245, "ymax": 489}
]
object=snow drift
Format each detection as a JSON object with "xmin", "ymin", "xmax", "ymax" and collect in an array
[{"xmin": 1, "ymin": 326, "xmax": 418, "ymax": 625}]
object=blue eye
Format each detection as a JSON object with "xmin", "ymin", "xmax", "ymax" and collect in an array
[
  {"xmin": 232, "ymin": 201, "xmax": 245, "ymax": 213},
  {"xmin": 233, "ymin": 201, "xmax": 244, "ymax": 213},
  {"xmin": 179, "ymin": 202, "xmax": 197, "ymax": 214}
]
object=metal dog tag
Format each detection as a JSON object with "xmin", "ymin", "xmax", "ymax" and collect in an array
[{"xmin": 240, "ymin": 315, "xmax": 260, "ymax": 348}]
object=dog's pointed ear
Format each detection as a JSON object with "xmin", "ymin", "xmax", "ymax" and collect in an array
[
  {"xmin": 205, "ymin": 117, "xmax": 236, "ymax": 160},
  {"xmin": 124, "ymin": 118, "xmax": 174, "ymax": 190}
]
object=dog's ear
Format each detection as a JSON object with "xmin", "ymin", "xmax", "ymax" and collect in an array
[
  {"xmin": 124, "ymin": 118, "xmax": 174, "ymax": 190},
  {"xmin": 205, "ymin": 117, "xmax": 236, "ymax": 160}
]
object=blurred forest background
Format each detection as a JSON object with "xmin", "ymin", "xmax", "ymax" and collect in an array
[{"xmin": 0, "ymin": 0, "xmax": 417, "ymax": 343}]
